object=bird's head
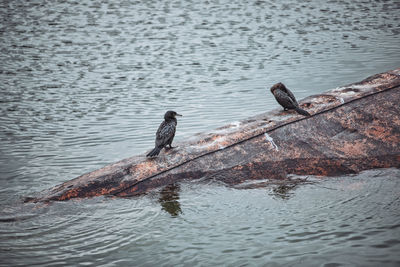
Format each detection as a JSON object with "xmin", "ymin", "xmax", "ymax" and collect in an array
[
  {"xmin": 164, "ymin": 110, "xmax": 182, "ymax": 121},
  {"xmin": 270, "ymin": 82, "xmax": 286, "ymax": 94}
]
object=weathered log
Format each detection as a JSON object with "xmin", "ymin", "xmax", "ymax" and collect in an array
[{"xmin": 26, "ymin": 68, "xmax": 400, "ymax": 202}]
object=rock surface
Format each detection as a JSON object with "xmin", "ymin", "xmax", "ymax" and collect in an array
[{"xmin": 27, "ymin": 68, "xmax": 400, "ymax": 202}]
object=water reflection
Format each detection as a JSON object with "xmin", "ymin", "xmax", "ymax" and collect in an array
[
  {"xmin": 271, "ymin": 184, "xmax": 298, "ymax": 200},
  {"xmin": 234, "ymin": 177, "xmax": 314, "ymax": 200},
  {"xmin": 158, "ymin": 183, "xmax": 182, "ymax": 217}
]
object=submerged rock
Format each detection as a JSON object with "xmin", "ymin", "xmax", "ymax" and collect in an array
[{"xmin": 27, "ymin": 68, "xmax": 400, "ymax": 202}]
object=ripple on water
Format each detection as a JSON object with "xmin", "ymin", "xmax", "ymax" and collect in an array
[{"xmin": 1, "ymin": 168, "xmax": 400, "ymax": 265}]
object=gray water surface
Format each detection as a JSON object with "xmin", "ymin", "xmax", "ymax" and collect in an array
[{"xmin": 1, "ymin": 0, "xmax": 400, "ymax": 266}]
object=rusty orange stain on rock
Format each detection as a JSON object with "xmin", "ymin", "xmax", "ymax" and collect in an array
[{"xmin": 338, "ymin": 141, "xmax": 368, "ymax": 157}]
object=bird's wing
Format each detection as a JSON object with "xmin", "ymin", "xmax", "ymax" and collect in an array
[
  {"xmin": 156, "ymin": 121, "xmax": 176, "ymax": 147},
  {"xmin": 284, "ymin": 88, "xmax": 299, "ymax": 106},
  {"xmin": 275, "ymin": 89, "xmax": 297, "ymax": 109}
]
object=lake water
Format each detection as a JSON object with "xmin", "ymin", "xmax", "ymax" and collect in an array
[{"xmin": 1, "ymin": 0, "xmax": 399, "ymax": 266}]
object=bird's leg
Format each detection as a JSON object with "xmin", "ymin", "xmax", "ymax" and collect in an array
[{"xmin": 165, "ymin": 144, "xmax": 175, "ymax": 150}]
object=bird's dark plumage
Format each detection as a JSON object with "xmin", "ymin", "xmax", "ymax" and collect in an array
[
  {"xmin": 270, "ymin": 83, "xmax": 310, "ymax": 116},
  {"xmin": 147, "ymin": 111, "xmax": 182, "ymax": 157}
]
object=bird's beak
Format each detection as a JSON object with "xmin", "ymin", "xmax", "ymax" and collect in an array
[{"xmin": 176, "ymin": 113, "xmax": 183, "ymax": 117}]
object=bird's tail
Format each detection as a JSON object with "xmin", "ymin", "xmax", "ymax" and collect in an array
[
  {"xmin": 146, "ymin": 147, "xmax": 162, "ymax": 157},
  {"xmin": 294, "ymin": 106, "xmax": 311, "ymax": 116}
]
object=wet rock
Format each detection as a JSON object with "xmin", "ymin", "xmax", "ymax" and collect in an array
[{"xmin": 27, "ymin": 68, "xmax": 400, "ymax": 202}]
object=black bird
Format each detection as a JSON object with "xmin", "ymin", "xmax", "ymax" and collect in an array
[
  {"xmin": 146, "ymin": 111, "xmax": 182, "ymax": 157},
  {"xmin": 270, "ymin": 82, "xmax": 310, "ymax": 116}
]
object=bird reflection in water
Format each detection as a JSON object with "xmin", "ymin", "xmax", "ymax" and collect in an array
[
  {"xmin": 237, "ymin": 181, "xmax": 299, "ymax": 200},
  {"xmin": 158, "ymin": 183, "xmax": 182, "ymax": 217},
  {"xmin": 270, "ymin": 177, "xmax": 315, "ymax": 199},
  {"xmin": 235, "ymin": 177, "xmax": 313, "ymax": 200},
  {"xmin": 271, "ymin": 184, "xmax": 298, "ymax": 200}
]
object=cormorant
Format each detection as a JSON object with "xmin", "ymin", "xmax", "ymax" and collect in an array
[
  {"xmin": 146, "ymin": 110, "xmax": 182, "ymax": 157},
  {"xmin": 270, "ymin": 82, "xmax": 311, "ymax": 116}
]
